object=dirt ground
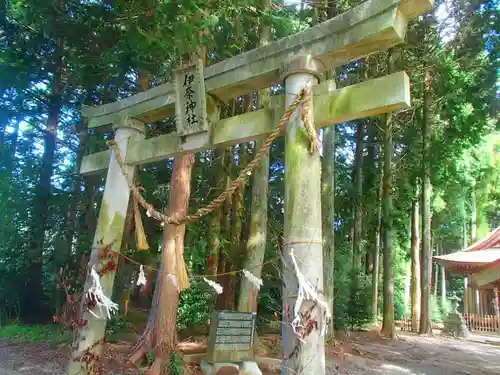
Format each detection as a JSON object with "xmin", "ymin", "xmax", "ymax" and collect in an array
[
  {"xmin": 1, "ymin": 331, "xmax": 500, "ymax": 375},
  {"xmin": 327, "ymin": 332, "xmax": 500, "ymax": 375},
  {"xmin": 0, "ymin": 340, "xmax": 136, "ymax": 375}
]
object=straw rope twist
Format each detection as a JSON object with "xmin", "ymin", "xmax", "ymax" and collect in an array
[
  {"xmin": 107, "ymin": 84, "xmax": 315, "ymax": 226},
  {"xmin": 301, "ymin": 91, "xmax": 321, "ymax": 155}
]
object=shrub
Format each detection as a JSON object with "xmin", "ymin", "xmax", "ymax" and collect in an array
[
  {"xmin": 430, "ymin": 295, "xmax": 443, "ymax": 322},
  {"xmin": 345, "ymin": 272, "xmax": 373, "ymax": 330},
  {"xmin": 176, "ymin": 279, "xmax": 212, "ymax": 330}
]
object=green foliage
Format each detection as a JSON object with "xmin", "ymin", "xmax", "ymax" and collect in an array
[
  {"xmin": 332, "ymin": 249, "xmax": 352, "ymax": 330},
  {"xmin": 147, "ymin": 349, "xmax": 155, "ymax": 367},
  {"xmin": 345, "ymin": 272, "xmax": 373, "ymax": 330},
  {"xmin": 138, "ymin": 349, "xmax": 157, "ymax": 374},
  {"xmin": 448, "ymin": 274, "xmax": 466, "ymax": 306},
  {"xmin": 105, "ymin": 315, "xmax": 136, "ymax": 340},
  {"xmin": 0, "ymin": 324, "xmax": 70, "ymax": 345},
  {"xmin": 431, "ymin": 296, "xmax": 441, "ymax": 322},
  {"xmin": 176, "ymin": 280, "xmax": 212, "ymax": 330},
  {"xmin": 429, "ymin": 295, "xmax": 450, "ymax": 323},
  {"xmin": 393, "ymin": 245, "xmax": 408, "ymax": 320},
  {"xmin": 168, "ymin": 351, "xmax": 184, "ymax": 375},
  {"xmin": 441, "ymin": 299, "xmax": 452, "ymax": 318},
  {"xmin": 256, "ymin": 271, "xmax": 282, "ymax": 332}
]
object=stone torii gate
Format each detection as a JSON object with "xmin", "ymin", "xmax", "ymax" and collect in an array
[{"xmin": 69, "ymin": 0, "xmax": 433, "ymax": 374}]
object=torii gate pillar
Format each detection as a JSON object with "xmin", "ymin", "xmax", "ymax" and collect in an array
[
  {"xmin": 281, "ymin": 55, "xmax": 325, "ymax": 375},
  {"xmin": 67, "ymin": 117, "xmax": 145, "ymax": 375}
]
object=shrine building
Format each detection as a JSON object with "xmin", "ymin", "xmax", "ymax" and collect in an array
[{"xmin": 434, "ymin": 227, "xmax": 500, "ymax": 316}]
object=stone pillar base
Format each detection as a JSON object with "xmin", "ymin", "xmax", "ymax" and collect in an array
[{"xmin": 441, "ymin": 311, "xmax": 470, "ymax": 339}]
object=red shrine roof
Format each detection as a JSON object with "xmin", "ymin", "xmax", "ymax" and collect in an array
[{"xmin": 434, "ymin": 227, "xmax": 500, "ymax": 275}]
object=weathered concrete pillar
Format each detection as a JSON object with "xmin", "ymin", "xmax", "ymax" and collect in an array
[
  {"xmin": 281, "ymin": 55, "xmax": 325, "ymax": 375},
  {"xmin": 68, "ymin": 116, "xmax": 145, "ymax": 375}
]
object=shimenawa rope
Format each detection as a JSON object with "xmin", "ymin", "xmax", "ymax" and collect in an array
[{"xmin": 107, "ymin": 84, "xmax": 315, "ymax": 226}]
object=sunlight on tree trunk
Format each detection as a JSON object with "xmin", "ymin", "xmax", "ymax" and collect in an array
[
  {"xmin": 237, "ymin": 138, "xmax": 269, "ymax": 313},
  {"xmin": 364, "ymin": 113, "xmax": 381, "ymax": 321},
  {"xmin": 225, "ymin": 142, "xmax": 247, "ymax": 308},
  {"xmin": 410, "ymin": 197, "xmax": 421, "ymax": 332},
  {"xmin": 217, "ymin": 146, "xmax": 235, "ymax": 310},
  {"xmin": 352, "ymin": 121, "xmax": 364, "ymax": 273},
  {"xmin": 381, "ymin": 49, "xmax": 397, "ymax": 339},
  {"xmin": 322, "ymin": 123, "xmax": 335, "ymax": 337},
  {"xmin": 207, "ymin": 148, "xmax": 224, "ymax": 276},
  {"xmin": 316, "ymin": 0, "xmax": 336, "ymax": 339},
  {"xmin": 129, "ymin": 154, "xmax": 194, "ymax": 374},
  {"xmin": 238, "ymin": 0, "xmax": 271, "ymax": 313},
  {"xmin": 463, "ymin": 221, "xmax": 468, "ymax": 248},
  {"xmin": 371, "ymin": 163, "xmax": 382, "ymax": 321},
  {"xmin": 419, "ymin": 69, "xmax": 433, "ymax": 336},
  {"xmin": 471, "ymin": 184, "xmax": 477, "ymax": 243}
]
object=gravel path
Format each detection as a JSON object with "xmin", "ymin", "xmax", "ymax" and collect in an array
[{"xmin": 328, "ymin": 332, "xmax": 500, "ymax": 375}]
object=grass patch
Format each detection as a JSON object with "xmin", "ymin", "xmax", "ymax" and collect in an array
[{"xmin": 0, "ymin": 324, "xmax": 72, "ymax": 345}]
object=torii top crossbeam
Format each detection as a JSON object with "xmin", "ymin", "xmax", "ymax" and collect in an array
[{"xmin": 81, "ymin": 0, "xmax": 433, "ymax": 130}]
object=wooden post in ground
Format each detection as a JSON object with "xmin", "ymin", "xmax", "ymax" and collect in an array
[
  {"xmin": 475, "ymin": 288, "xmax": 480, "ymax": 314},
  {"xmin": 493, "ymin": 287, "xmax": 499, "ymax": 317},
  {"xmin": 281, "ymin": 55, "xmax": 325, "ymax": 375},
  {"xmin": 464, "ymin": 278, "xmax": 469, "ymax": 313},
  {"xmin": 440, "ymin": 265, "xmax": 446, "ymax": 308},
  {"xmin": 67, "ymin": 117, "xmax": 145, "ymax": 375},
  {"xmin": 471, "ymin": 286, "xmax": 477, "ymax": 314}
]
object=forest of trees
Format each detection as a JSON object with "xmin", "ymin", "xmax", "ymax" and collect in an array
[{"xmin": 0, "ymin": 0, "xmax": 499, "ymax": 373}]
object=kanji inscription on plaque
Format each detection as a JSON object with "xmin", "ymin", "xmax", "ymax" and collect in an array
[{"xmin": 174, "ymin": 58, "xmax": 208, "ymax": 136}]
